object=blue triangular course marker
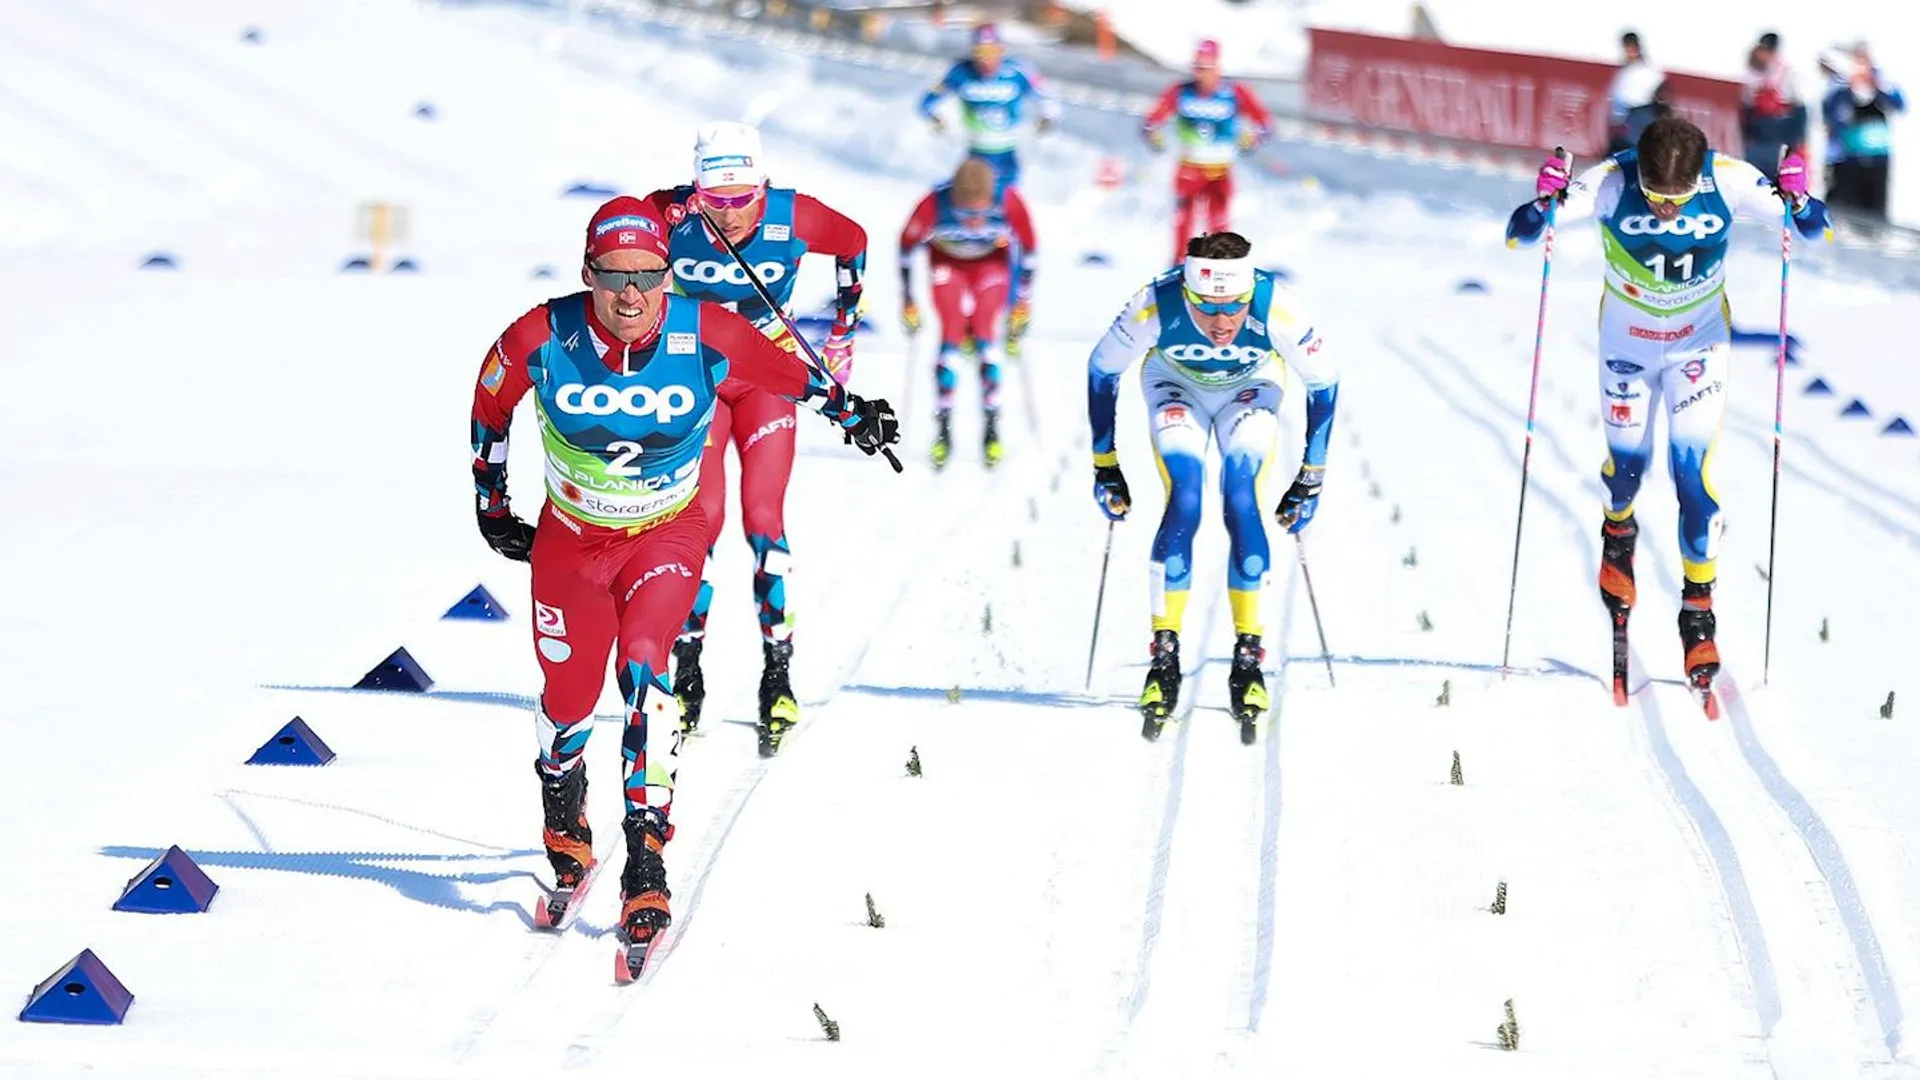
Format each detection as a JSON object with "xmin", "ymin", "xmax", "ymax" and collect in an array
[
  {"xmin": 140, "ymin": 253, "xmax": 177, "ymax": 270},
  {"xmin": 1841, "ymin": 399, "xmax": 1872, "ymax": 418},
  {"xmin": 354, "ymin": 647, "xmax": 434, "ymax": 692},
  {"xmin": 1261, "ymin": 265, "xmax": 1293, "ymax": 281},
  {"xmin": 1884, "ymin": 417, "xmax": 1915, "ymax": 436},
  {"xmin": 562, "ymin": 182, "xmax": 619, "ymax": 199},
  {"xmin": 1080, "ymin": 251, "xmax": 1111, "ymax": 266},
  {"xmin": 1804, "ymin": 377, "xmax": 1833, "ymax": 396},
  {"xmin": 19, "ymin": 950, "xmax": 134, "ymax": 1025},
  {"xmin": 113, "ymin": 846, "xmax": 219, "ymax": 913},
  {"xmin": 245, "ymin": 716, "xmax": 336, "ymax": 766},
  {"xmin": 1454, "ymin": 279, "xmax": 1487, "ymax": 293},
  {"xmin": 532, "ymin": 265, "xmax": 555, "ymax": 280},
  {"xmin": 412, "ymin": 102, "xmax": 437, "ymax": 120},
  {"xmin": 240, "ymin": 27, "xmax": 263, "ymax": 44},
  {"xmin": 443, "ymin": 584, "xmax": 509, "ymax": 621},
  {"xmin": 389, "ymin": 257, "xmax": 419, "ymax": 273},
  {"xmin": 340, "ymin": 255, "xmax": 372, "ymax": 272}
]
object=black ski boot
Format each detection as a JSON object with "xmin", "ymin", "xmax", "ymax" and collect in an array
[
  {"xmin": 1139, "ymin": 629, "xmax": 1181, "ymax": 741},
  {"xmin": 1229, "ymin": 633, "xmax": 1270, "ymax": 743},
  {"xmin": 671, "ymin": 637, "xmax": 705, "ymax": 735},
  {"xmin": 615, "ymin": 807, "xmax": 673, "ymax": 982},
  {"xmin": 1601, "ymin": 515, "xmax": 1639, "ymax": 705},
  {"xmin": 1679, "ymin": 579, "xmax": 1720, "ymax": 715},
  {"xmin": 983, "ymin": 408, "xmax": 1003, "ymax": 468},
  {"xmin": 930, "ymin": 410, "xmax": 953, "ymax": 471},
  {"xmin": 535, "ymin": 760, "xmax": 592, "ymax": 889},
  {"xmin": 757, "ymin": 639, "xmax": 799, "ymax": 758}
]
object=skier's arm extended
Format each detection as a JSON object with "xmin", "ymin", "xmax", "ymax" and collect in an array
[
  {"xmin": 1506, "ymin": 159, "xmax": 1620, "ymax": 246},
  {"xmin": 470, "ymin": 305, "xmax": 547, "ymax": 519},
  {"xmin": 1716, "ymin": 153, "xmax": 1833, "ymax": 239},
  {"xmin": 1086, "ymin": 284, "xmax": 1160, "ymax": 464}
]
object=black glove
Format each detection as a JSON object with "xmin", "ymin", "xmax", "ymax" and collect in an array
[
  {"xmin": 477, "ymin": 508, "xmax": 537, "ymax": 562},
  {"xmin": 1273, "ymin": 465, "xmax": 1325, "ymax": 534},
  {"xmin": 844, "ymin": 395, "xmax": 900, "ymax": 456},
  {"xmin": 1093, "ymin": 463, "xmax": 1131, "ymax": 520}
]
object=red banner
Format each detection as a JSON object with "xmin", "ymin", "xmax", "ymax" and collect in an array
[{"xmin": 1305, "ymin": 28, "xmax": 1743, "ymax": 160}]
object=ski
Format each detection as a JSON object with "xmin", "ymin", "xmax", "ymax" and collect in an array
[
  {"xmin": 532, "ymin": 853, "xmax": 608, "ymax": 932},
  {"xmin": 1690, "ymin": 671, "xmax": 1722, "ymax": 720},
  {"xmin": 1238, "ymin": 718, "xmax": 1257, "ymax": 746},
  {"xmin": 612, "ymin": 931, "xmax": 667, "ymax": 985},
  {"xmin": 1141, "ymin": 713, "xmax": 1166, "ymax": 742},
  {"xmin": 1610, "ymin": 611, "xmax": 1630, "ymax": 706}
]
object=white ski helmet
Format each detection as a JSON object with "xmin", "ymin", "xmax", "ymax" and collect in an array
[{"xmin": 693, "ymin": 121, "xmax": 767, "ymax": 190}]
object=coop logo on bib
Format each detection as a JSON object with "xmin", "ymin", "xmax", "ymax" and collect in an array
[
  {"xmin": 1619, "ymin": 214, "xmax": 1726, "ymax": 239},
  {"xmin": 673, "ymin": 258, "xmax": 786, "ymax": 286},
  {"xmin": 1162, "ymin": 342, "xmax": 1269, "ymax": 365},
  {"xmin": 556, "ymin": 383, "xmax": 697, "ymax": 421}
]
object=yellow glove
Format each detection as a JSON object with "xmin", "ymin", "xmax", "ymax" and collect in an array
[
  {"xmin": 1008, "ymin": 300, "xmax": 1031, "ymax": 341},
  {"xmin": 902, "ymin": 301, "xmax": 923, "ymax": 335},
  {"xmin": 1237, "ymin": 128, "xmax": 1263, "ymax": 152}
]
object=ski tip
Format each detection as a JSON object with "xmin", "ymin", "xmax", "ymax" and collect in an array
[
  {"xmin": 1239, "ymin": 722, "xmax": 1257, "ymax": 746},
  {"xmin": 1702, "ymin": 691, "xmax": 1722, "ymax": 720},
  {"xmin": 613, "ymin": 948, "xmax": 637, "ymax": 985},
  {"xmin": 1612, "ymin": 681, "xmax": 1629, "ymax": 707},
  {"xmin": 532, "ymin": 902, "xmax": 556, "ymax": 930}
]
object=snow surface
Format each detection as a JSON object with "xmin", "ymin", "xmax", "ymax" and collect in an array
[
  {"xmin": 1069, "ymin": 0, "xmax": 1920, "ymax": 228},
  {"xmin": 4, "ymin": 0, "xmax": 1920, "ymax": 1077}
]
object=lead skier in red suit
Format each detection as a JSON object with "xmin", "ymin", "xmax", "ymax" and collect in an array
[
  {"xmin": 469, "ymin": 196, "xmax": 897, "ymax": 976},
  {"xmin": 641, "ymin": 122, "xmax": 869, "ymax": 757}
]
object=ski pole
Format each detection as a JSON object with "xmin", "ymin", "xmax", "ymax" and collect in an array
[
  {"xmin": 697, "ymin": 207, "xmax": 903, "ymax": 473},
  {"xmin": 1763, "ymin": 149, "xmax": 1795, "ymax": 684},
  {"xmin": 1295, "ymin": 534, "xmax": 1335, "ymax": 689},
  {"xmin": 1085, "ymin": 519, "xmax": 1116, "ymax": 691},
  {"xmin": 1499, "ymin": 146, "xmax": 1567, "ymax": 677}
]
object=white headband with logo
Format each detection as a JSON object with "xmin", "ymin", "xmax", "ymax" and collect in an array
[{"xmin": 1183, "ymin": 256, "xmax": 1255, "ymax": 299}]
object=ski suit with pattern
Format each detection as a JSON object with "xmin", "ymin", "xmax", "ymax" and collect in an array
[
  {"xmin": 1506, "ymin": 151, "xmax": 1831, "ymax": 584},
  {"xmin": 642, "ymin": 185, "xmax": 867, "ymax": 646},
  {"xmin": 470, "ymin": 293, "xmax": 855, "ymax": 816},
  {"xmin": 1086, "ymin": 267, "xmax": 1338, "ymax": 639}
]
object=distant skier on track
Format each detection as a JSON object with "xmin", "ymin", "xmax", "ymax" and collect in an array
[
  {"xmin": 920, "ymin": 22, "xmax": 1057, "ymax": 187},
  {"xmin": 899, "ymin": 156, "xmax": 1038, "ymax": 469},
  {"xmin": 642, "ymin": 122, "xmax": 870, "ymax": 757},
  {"xmin": 1085, "ymin": 231, "xmax": 1338, "ymax": 741},
  {"xmin": 1505, "ymin": 115, "xmax": 1830, "ymax": 711},
  {"xmin": 468, "ymin": 197, "xmax": 898, "ymax": 977},
  {"xmin": 1141, "ymin": 38, "xmax": 1274, "ymax": 264}
]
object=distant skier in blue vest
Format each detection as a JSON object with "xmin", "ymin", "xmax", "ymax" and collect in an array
[
  {"xmin": 920, "ymin": 22, "xmax": 1058, "ymax": 186},
  {"xmin": 469, "ymin": 196, "xmax": 897, "ymax": 976}
]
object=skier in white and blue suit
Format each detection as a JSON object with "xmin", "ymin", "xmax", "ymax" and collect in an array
[{"xmin": 1085, "ymin": 231, "xmax": 1338, "ymax": 733}]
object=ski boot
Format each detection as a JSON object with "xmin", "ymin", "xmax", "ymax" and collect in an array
[
  {"xmin": 1229, "ymin": 633, "xmax": 1270, "ymax": 744},
  {"xmin": 983, "ymin": 408, "xmax": 1004, "ymax": 468},
  {"xmin": 534, "ymin": 760, "xmax": 593, "ymax": 927},
  {"xmin": 1679, "ymin": 579, "xmax": 1720, "ymax": 718},
  {"xmin": 671, "ymin": 637, "xmax": 705, "ymax": 735},
  {"xmin": 1139, "ymin": 629, "xmax": 1182, "ymax": 742},
  {"xmin": 613, "ymin": 807, "xmax": 673, "ymax": 983},
  {"xmin": 1600, "ymin": 515, "xmax": 1639, "ymax": 706},
  {"xmin": 757, "ymin": 639, "xmax": 799, "ymax": 758},
  {"xmin": 930, "ymin": 410, "xmax": 953, "ymax": 471}
]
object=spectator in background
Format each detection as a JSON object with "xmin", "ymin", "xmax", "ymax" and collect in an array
[
  {"xmin": 1741, "ymin": 32, "xmax": 1808, "ymax": 178},
  {"xmin": 1821, "ymin": 42, "xmax": 1906, "ymax": 218},
  {"xmin": 1610, "ymin": 32, "xmax": 1666, "ymax": 154}
]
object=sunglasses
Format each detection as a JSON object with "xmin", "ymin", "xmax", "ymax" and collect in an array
[
  {"xmin": 1640, "ymin": 181, "xmax": 1700, "ymax": 207},
  {"xmin": 697, "ymin": 185, "xmax": 764, "ymax": 211},
  {"xmin": 588, "ymin": 264, "xmax": 670, "ymax": 292},
  {"xmin": 1184, "ymin": 286, "xmax": 1252, "ymax": 316}
]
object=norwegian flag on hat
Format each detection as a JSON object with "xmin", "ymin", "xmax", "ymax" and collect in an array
[{"xmin": 584, "ymin": 196, "xmax": 669, "ymax": 261}]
